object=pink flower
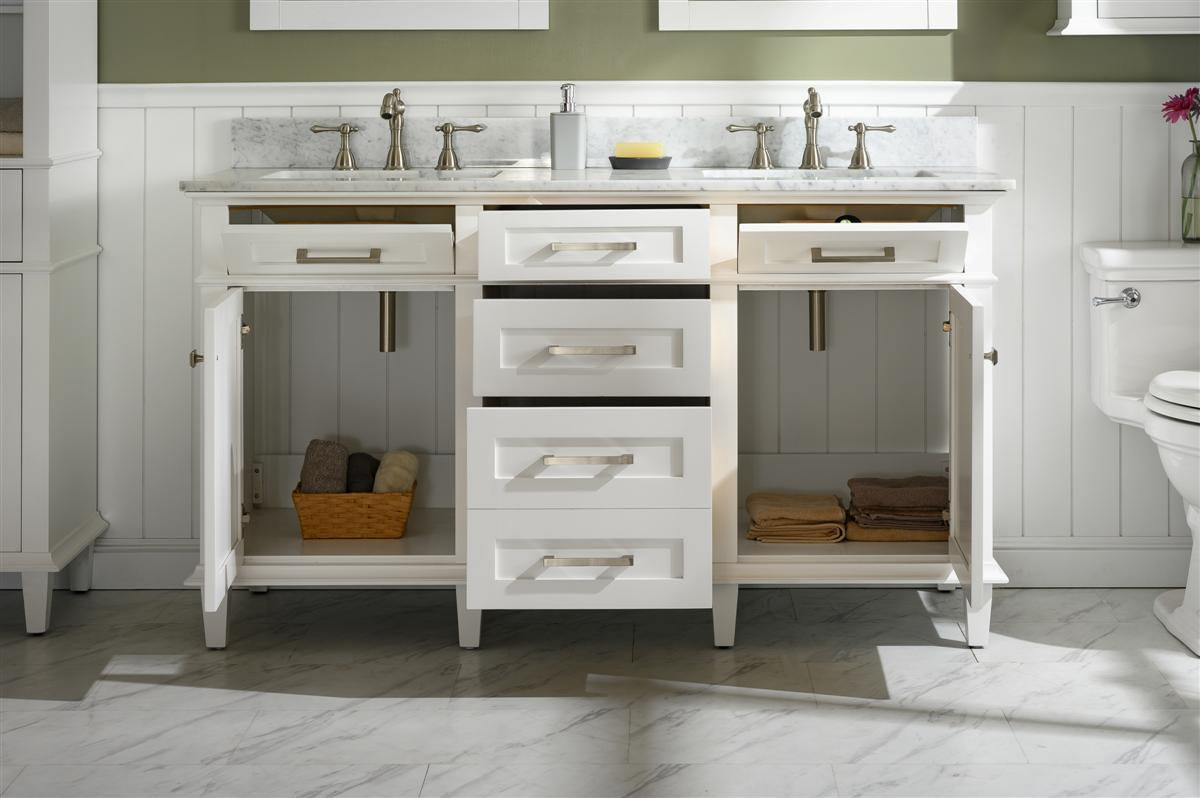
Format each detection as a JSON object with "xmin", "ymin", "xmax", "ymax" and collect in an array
[{"xmin": 1163, "ymin": 87, "xmax": 1199, "ymax": 124}]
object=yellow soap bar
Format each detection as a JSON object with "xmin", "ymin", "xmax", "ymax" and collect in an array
[{"xmin": 614, "ymin": 141, "xmax": 665, "ymax": 158}]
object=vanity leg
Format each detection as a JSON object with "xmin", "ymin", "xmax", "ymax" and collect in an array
[
  {"xmin": 203, "ymin": 595, "xmax": 230, "ymax": 650},
  {"xmin": 67, "ymin": 544, "xmax": 95, "ymax": 593},
  {"xmin": 712, "ymin": 583, "xmax": 739, "ymax": 648},
  {"xmin": 456, "ymin": 585, "xmax": 481, "ymax": 650},
  {"xmin": 21, "ymin": 572, "xmax": 53, "ymax": 635},
  {"xmin": 964, "ymin": 583, "xmax": 992, "ymax": 648}
]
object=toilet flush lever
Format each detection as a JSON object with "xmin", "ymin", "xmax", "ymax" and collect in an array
[{"xmin": 1091, "ymin": 287, "xmax": 1140, "ymax": 309}]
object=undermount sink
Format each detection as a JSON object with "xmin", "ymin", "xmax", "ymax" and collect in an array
[
  {"xmin": 699, "ymin": 168, "xmax": 942, "ymax": 179},
  {"xmin": 260, "ymin": 168, "xmax": 502, "ymax": 180}
]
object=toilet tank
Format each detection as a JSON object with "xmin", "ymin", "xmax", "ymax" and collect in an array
[{"xmin": 1082, "ymin": 242, "xmax": 1200, "ymax": 427}]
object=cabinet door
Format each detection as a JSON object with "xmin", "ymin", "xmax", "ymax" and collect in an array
[
  {"xmin": 0, "ymin": 275, "xmax": 19, "ymax": 551},
  {"xmin": 948, "ymin": 286, "xmax": 993, "ymax": 601},
  {"xmin": 202, "ymin": 288, "xmax": 245, "ymax": 614}
]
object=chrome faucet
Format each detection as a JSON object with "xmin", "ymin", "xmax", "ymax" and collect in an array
[
  {"xmin": 800, "ymin": 87, "xmax": 823, "ymax": 170},
  {"xmin": 310, "ymin": 123, "xmax": 359, "ymax": 171},
  {"xmin": 726, "ymin": 122, "xmax": 775, "ymax": 169},
  {"xmin": 847, "ymin": 122, "xmax": 896, "ymax": 169},
  {"xmin": 379, "ymin": 88, "xmax": 408, "ymax": 171},
  {"xmin": 434, "ymin": 122, "xmax": 486, "ymax": 171}
]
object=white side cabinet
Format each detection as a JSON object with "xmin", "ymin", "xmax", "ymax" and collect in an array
[
  {"xmin": 659, "ymin": 0, "xmax": 957, "ymax": 30},
  {"xmin": 1049, "ymin": 0, "xmax": 1200, "ymax": 34}
]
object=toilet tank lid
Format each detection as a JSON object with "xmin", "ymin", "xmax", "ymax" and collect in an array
[{"xmin": 1082, "ymin": 242, "xmax": 1200, "ymax": 281}]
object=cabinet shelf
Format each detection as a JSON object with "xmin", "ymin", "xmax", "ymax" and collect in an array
[{"xmin": 737, "ymin": 533, "xmax": 948, "ymax": 563}]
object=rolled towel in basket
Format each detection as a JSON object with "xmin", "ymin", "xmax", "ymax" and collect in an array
[
  {"xmin": 346, "ymin": 452, "xmax": 381, "ymax": 493},
  {"xmin": 299, "ymin": 439, "xmax": 349, "ymax": 494},
  {"xmin": 374, "ymin": 450, "xmax": 419, "ymax": 493}
]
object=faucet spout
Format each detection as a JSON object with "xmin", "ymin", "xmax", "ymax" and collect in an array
[
  {"xmin": 380, "ymin": 88, "xmax": 408, "ymax": 171},
  {"xmin": 800, "ymin": 87, "xmax": 824, "ymax": 170}
]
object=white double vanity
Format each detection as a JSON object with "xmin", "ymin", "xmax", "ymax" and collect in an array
[{"xmin": 181, "ymin": 163, "xmax": 1014, "ymax": 651}]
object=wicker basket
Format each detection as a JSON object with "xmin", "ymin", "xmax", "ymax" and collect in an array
[{"xmin": 292, "ymin": 482, "xmax": 415, "ymax": 539}]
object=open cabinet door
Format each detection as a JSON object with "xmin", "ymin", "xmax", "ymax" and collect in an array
[
  {"xmin": 201, "ymin": 288, "xmax": 245, "ymax": 644},
  {"xmin": 948, "ymin": 285, "xmax": 996, "ymax": 646}
]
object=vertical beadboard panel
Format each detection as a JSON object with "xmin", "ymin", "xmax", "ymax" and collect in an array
[
  {"xmin": 386, "ymin": 292, "xmax": 439, "ymax": 453},
  {"xmin": 97, "ymin": 108, "xmax": 145, "ymax": 539},
  {"xmin": 337, "ymin": 292, "xmax": 389, "ymax": 451},
  {"xmin": 1120, "ymin": 105, "xmax": 1173, "ymax": 538},
  {"xmin": 778, "ymin": 290, "xmax": 828, "ymax": 452},
  {"xmin": 289, "ymin": 293, "xmax": 340, "ymax": 452},
  {"xmin": 924, "ymin": 289, "xmax": 950, "ymax": 454},
  {"xmin": 142, "ymin": 108, "xmax": 195, "ymax": 539},
  {"xmin": 738, "ymin": 291, "xmax": 779, "ymax": 453},
  {"xmin": 876, "ymin": 291, "xmax": 926, "ymax": 452},
  {"xmin": 250, "ymin": 293, "xmax": 292, "ymax": 456},
  {"xmin": 827, "ymin": 291, "xmax": 877, "ymax": 452},
  {"xmin": 194, "ymin": 108, "xmax": 242, "ymax": 176},
  {"xmin": 1070, "ymin": 106, "xmax": 1122, "ymax": 538},
  {"xmin": 435, "ymin": 292, "xmax": 455, "ymax": 454},
  {"xmin": 1021, "ymin": 106, "xmax": 1073, "ymax": 538},
  {"xmin": 979, "ymin": 106, "xmax": 1026, "ymax": 537}
]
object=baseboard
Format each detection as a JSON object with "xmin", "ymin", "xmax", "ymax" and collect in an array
[
  {"xmin": 90, "ymin": 538, "xmax": 200, "ymax": 589},
  {"xmin": 994, "ymin": 536, "xmax": 1191, "ymax": 588}
]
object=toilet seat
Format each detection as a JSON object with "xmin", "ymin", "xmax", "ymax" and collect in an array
[{"xmin": 1146, "ymin": 371, "xmax": 1200, "ymax": 425}]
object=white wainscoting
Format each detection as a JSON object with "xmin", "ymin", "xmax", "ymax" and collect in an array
[{"xmin": 91, "ymin": 80, "xmax": 1193, "ymax": 588}]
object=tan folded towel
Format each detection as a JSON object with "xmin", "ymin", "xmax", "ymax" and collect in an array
[
  {"xmin": 747, "ymin": 492, "xmax": 845, "ymax": 528},
  {"xmin": 748, "ymin": 523, "xmax": 846, "ymax": 544},
  {"xmin": 373, "ymin": 450, "xmax": 419, "ymax": 493},
  {"xmin": 846, "ymin": 521, "xmax": 949, "ymax": 542},
  {"xmin": 847, "ymin": 476, "xmax": 948, "ymax": 509},
  {"xmin": 852, "ymin": 504, "xmax": 948, "ymax": 530}
]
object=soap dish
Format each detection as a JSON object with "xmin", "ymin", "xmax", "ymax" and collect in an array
[{"xmin": 609, "ymin": 156, "xmax": 672, "ymax": 170}]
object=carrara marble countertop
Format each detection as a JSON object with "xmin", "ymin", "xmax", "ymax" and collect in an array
[{"xmin": 180, "ymin": 167, "xmax": 1014, "ymax": 194}]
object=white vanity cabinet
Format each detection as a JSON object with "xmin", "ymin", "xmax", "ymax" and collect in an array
[{"xmin": 187, "ymin": 185, "xmax": 1007, "ymax": 651}]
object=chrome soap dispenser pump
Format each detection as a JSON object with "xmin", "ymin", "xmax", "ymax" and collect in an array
[{"xmin": 551, "ymin": 83, "xmax": 587, "ymax": 171}]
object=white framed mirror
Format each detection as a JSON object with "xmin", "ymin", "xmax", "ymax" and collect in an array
[
  {"xmin": 658, "ymin": 0, "xmax": 956, "ymax": 31},
  {"xmin": 251, "ymin": 0, "xmax": 549, "ymax": 31}
]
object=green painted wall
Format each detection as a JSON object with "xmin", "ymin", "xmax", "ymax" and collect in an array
[{"xmin": 98, "ymin": 0, "xmax": 1197, "ymax": 84}]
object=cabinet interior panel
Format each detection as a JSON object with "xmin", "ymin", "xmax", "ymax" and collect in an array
[{"xmin": 243, "ymin": 506, "xmax": 455, "ymax": 557}]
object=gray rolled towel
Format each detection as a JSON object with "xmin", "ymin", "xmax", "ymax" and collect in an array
[
  {"xmin": 300, "ymin": 439, "xmax": 349, "ymax": 493},
  {"xmin": 346, "ymin": 452, "xmax": 381, "ymax": 493}
]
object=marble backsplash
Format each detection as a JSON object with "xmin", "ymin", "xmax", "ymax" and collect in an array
[{"xmin": 231, "ymin": 114, "xmax": 976, "ymax": 170}]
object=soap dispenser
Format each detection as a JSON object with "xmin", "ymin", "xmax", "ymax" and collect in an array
[{"xmin": 551, "ymin": 83, "xmax": 587, "ymax": 170}]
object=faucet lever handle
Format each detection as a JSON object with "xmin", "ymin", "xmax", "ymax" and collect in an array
[
  {"xmin": 726, "ymin": 123, "xmax": 774, "ymax": 170},
  {"xmin": 435, "ymin": 122, "xmax": 488, "ymax": 171},
  {"xmin": 309, "ymin": 123, "xmax": 359, "ymax": 171},
  {"xmin": 847, "ymin": 122, "xmax": 896, "ymax": 170}
]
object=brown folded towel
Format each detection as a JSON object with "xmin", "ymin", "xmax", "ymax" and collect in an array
[
  {"xmin": 847, "ymin": 476, "xmax": 948, "ymax": 510},
  {"xmin": 299, "ymin": 439, "xmax": 349, "ymax": 493},
  {"xmin": 851, "ymin": 503, "xmax": 948, "ymax": 530},
  {"xmin": 846, "ymin": 521, "xmax": 949, "ymax": 542},
  {"xmin": 748, "ymin": 523, "xmax": 846, "ymax": 544},
  {"xmin": 747, "ymin": 492, "xmax": 846, "ymax": 528}
]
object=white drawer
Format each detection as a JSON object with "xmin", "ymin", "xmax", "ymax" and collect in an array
[
  {"xmin": 222, "ymin": 223, "xmax": 454, "ymax": 275},
  {"xmin": 478, "ymin": 209, "xmax": 710, "ymax": 281},
  {"xmin": 466, "ymin": 406, "xmax": 711, "ymax": 509},
  {"xmin": 473, "ymin": 298, "xmax": 711, "ymax": 397},
  {"xmin": 738, "ymin": 222, "xmax": 968, "ymax": 274},
  {"xmin": 0, "ymin": 170, "xmax": 21, "ymax": 263},
  {"xmin": 466, "ymin": 508, "xmax": 712, "ymax": 609}
]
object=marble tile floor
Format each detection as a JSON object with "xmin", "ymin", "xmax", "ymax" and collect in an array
[{"xmin": 0, "ymin": 587, "xmax": 1196, "ymax": 798}]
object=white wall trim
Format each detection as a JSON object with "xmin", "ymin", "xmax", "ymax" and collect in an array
[
  {"xmin": 995, "ymin": 536, "xmax": 1191, "ymax": 587},
  {"xmin": 97, "ymin": 81, "xmax": 1187, "ymax": 110}
]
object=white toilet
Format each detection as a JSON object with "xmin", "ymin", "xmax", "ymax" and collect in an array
[{"xmin": 1083, "ymin": 242, "xmax": 1200, "ymax": 656}]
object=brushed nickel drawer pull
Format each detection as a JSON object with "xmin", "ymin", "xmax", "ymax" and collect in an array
[
  {"xmin": 542, "ymin": 555, "xmax": 634, "ymax": 568},
  {"xmin": 551, "ymin": 241, "xmax": 638, "ymax": 252},
  {"xmin": 811, "ymin": 245, "xmax": 896, "ymax": 264},
  {"xmin": 541, "ymin": 454, "xmax": 634, "ymax": 466},
  {"xmin": 296, "ymin": 247, "xmax": 382, "ymax": 264},
  {"xmin": 546, "ymin": 345, "xmax": 637, "ymax": 356}
]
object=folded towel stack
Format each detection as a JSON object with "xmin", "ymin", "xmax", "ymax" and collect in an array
[
  {"xmin": 846, "ymin": 476, "xmax": 949, "ymax": 542},
  {"xmin": 746, "ymin": 492, "xmax": 846, "ymax": 544}
]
